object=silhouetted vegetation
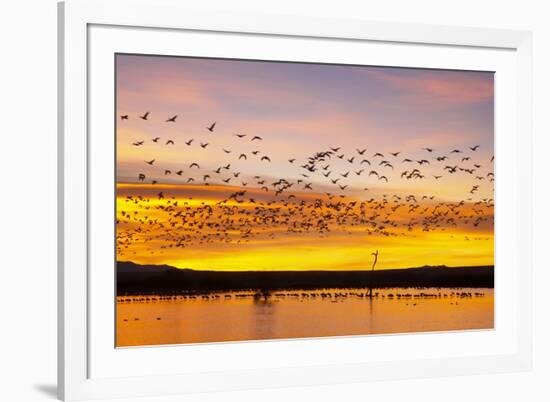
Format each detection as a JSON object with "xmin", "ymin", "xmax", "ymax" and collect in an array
[{"xmin": 117, "ymin": 261, "xmax": 494, "ymax": 295}]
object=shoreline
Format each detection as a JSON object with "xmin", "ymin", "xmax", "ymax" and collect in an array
[{"xmin": 117, "ymin": 261, "xmax": 494, "ymax": 295}]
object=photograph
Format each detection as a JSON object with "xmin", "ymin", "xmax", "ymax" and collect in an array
[{"xmin": 115, "ymin": 54, "xmax": 495, "ymax": 347}]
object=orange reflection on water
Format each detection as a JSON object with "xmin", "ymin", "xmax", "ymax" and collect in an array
[{"xmin": 116, "ymin": 287, "xmax": 493, "ymax": 347}]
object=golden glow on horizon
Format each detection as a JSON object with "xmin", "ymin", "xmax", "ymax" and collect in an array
[{"xmin": 116, "ymin": 184, "xmax": 493, "ymax": 271}]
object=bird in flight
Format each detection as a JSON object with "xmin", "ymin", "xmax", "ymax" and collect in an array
[
  {"xmin": 251, "ymin": 136, "xmax": 263, "ymax": 141},
  {"xmin": 261, "ymin": 156, "xmax": 271, "ymax": 162},
  {"xmin": 470, "ymin": 145, "xmax": 480, "ymax": 151},
  {"xmin": 185, "ymin": 139, "xmax": 194, "ymax": 146},
  {"xmin": 145, "ymin": 159, "xmax": 155, "ymax": 165},
  {"xmin": 120, "ymin": 115, "xmax": 129, "ymax": 120},
  {"xmin": 189, "ymin": 163, "xmax": 200, "ymax": 168},
  {"xmin": 132, "ymin": 141, "xmax": 144, "ymax": 146},
  {"xmin": 166, "ymin": 140, "xmax": 174, "ymax": 145},
  {"xmin": 200, "ymin": 142, "xmax": 209, "ymax": 148},
  {"xmin": 166, "ymin": 115, "xmax": 177, "ymax": 122},
  {"xmin": 235, "ymin": 134, "xmax": 246, "ymax": 138},
  {"xmin": 206, "ymin": 122, "xmax": 216, "ymax": 132},
  {"xmin": 152, "ymin": 137, "xmax": 160, "ymax": 143},
  {"xmin": 423, "ymin": 147, "xmax": 434, "ymax": 152},
  {"xmin": 239, "ymin": 154, "xmax": 247, "ymax": 160},
  {"xmin": 139, "ymin": 112, "xmax": 150, "ymax": 120}
]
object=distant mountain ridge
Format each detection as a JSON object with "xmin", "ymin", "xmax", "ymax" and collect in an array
[
  {"xmin": 116, "ymin": 261, "xmax": 494, "ymax": 294},
  {"xmin": 117, "ymin": 260, "xmax": 485, "ymax": 273}
]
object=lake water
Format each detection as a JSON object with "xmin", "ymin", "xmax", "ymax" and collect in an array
[{"xmin": 116, "ymin": 287, "xmax": 494, "ymax": 347}]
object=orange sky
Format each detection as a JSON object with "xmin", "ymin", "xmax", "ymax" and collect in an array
[{"xmin": 115, "ymin": 55, "xmax": 494, "ymax": 271}]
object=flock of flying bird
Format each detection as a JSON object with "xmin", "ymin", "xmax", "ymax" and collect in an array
[{"xmin": 117, "ymin": 113, "xmax": 494, "ymax": 258}]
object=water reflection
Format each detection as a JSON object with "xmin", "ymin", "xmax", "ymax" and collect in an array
[
  {"xmin": 252, "ymin": 292, "xmax": 277, "ymax": 339},
  {"xmin": 116, "ymin": 287, "xmax": 494, "ymax": 347}
]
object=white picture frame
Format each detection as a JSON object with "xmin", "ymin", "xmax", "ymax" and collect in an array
[{"xmin": 58, "ymin": 0, "xmax": 533, "ymax": 400}]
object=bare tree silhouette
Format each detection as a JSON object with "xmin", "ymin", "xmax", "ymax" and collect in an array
[{"xmin": 368, "ymin": 250, "xmax": 379, "ymax": 298}]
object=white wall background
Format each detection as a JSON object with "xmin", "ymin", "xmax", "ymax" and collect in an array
[{"xmin": 0, "ymin": 0, "xmax": 547, "ymax": 401}]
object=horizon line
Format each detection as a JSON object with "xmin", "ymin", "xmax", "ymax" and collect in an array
[{"xmin": 117, "ymin": 260, "xmax": 494, "ymax": 273}]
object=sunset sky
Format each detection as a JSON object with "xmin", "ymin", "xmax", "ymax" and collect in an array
[{"xmin": 115, "ymin": 54, "xmax": 494, "ymax": 271}]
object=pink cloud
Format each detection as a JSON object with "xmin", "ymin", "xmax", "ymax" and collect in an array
[{"xmin": 367, "ymin": 69, "xmax": 493, "ymax": 106}]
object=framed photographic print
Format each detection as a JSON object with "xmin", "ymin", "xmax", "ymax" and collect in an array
[{"xmin": 58, "ymin": 0, "xmax": 533, "ymax": 400}]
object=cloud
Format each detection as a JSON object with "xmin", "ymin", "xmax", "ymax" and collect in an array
[{"xmin": 365, "ymin": 68, "xmax": 493, "ymax": 107}]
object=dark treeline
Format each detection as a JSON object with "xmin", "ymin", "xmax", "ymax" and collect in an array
[{"xmin": 117, "ymin": 261, "xmax": 494, "ymax": 295}]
